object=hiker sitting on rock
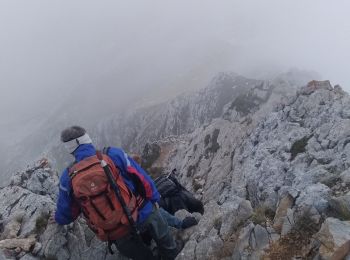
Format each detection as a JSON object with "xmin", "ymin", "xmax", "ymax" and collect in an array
[{"xmin": 53, "ymin": 126, "xmax": 179, "ymax": 260}]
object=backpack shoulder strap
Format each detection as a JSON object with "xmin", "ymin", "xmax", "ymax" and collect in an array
[
  {"xmin": 67, "ymin": 161, "xmax": 76, "ymax": 178},
  {"xmin": 102, "ymin": 146, "xmax": 111, "ymax": 155}
]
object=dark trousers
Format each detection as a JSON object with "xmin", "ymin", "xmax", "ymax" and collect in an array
[{"xmin": 114, "ymin": 206, "xmax": 177, "ymax": 260}]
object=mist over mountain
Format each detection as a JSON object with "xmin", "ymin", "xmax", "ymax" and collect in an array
[
  {"xmin": 0, "ymin": 68, "xmax": 314, "ymax": 184},
  {"xmin": 1, "ymin": 73, "xmax": 350, "ymax": 259},
  {"xmin": 1, "ymin": 1, "xmax": 350, "ymax": 258},
  {"xmin": 1, "ymin": 1, "xmax": 350, "ymax": 171}
]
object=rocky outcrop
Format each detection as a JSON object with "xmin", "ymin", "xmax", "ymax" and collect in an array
[
  {"xmin": 146, "ymin": 80, "xmax": 350, "ymax": 259},
  {"xmin": 0, "ymin": 160, "xmax": 125, "ymax": 260}
]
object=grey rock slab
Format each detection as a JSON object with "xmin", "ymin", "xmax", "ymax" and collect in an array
[
  {"xmin": 273, "ymin": 194, "xmax": 294, "ymax": 233},
  {"xmin": 315, "ymin": 218, "xmax": 350, "ymax": 260}
]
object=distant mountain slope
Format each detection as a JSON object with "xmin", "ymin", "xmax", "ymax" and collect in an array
[{"xmin": 47, "ymin": 70, "xmax": 303, "ymax": 171}]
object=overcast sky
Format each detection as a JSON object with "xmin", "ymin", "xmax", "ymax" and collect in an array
[{"xmin": 0, "ymin": 0, "xmax": 350, "ymax": 135}]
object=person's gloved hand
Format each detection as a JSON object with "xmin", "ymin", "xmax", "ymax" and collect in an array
[{"xmin": 181, "ymin": 216, "xmax": 198, "ymax": 229}]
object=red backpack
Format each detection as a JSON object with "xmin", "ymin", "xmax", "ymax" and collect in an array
[{"xmin": 69, "ymin": 153, "xmax": 143, "ymax": 241}]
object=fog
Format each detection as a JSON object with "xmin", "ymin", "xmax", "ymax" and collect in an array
[{"xmin": 1, "ymin": 0, "xmax": 350, "ymax": 148}]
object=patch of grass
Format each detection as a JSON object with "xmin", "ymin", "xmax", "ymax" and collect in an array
[
  {"xmin": 290, "ymin": 136, "xmax": 311, "ymax": 161},
  {"xmin": 294, "ymin": 213, "xmax": 320, "ymax": 234},
  {"xmin": 263, "ymin": 212, "xmax": 320, "ymax": 260},
  {"xmin": 213, "ymin": 218, "xmax": 222, "ymax": 231},
  {"xmin": 251, "ymin": 205, "xmax": 275, "ymax": 226},
  {"xmin": 216, "ymin": 239, "xmax": 235, "ymax": 258},
  {"xmin": 192, "ymin": 178, "xmax": 203, "ymax": 192},
  {"xmin": 35, "ymin": 212, "xmax": 49, "ymax": 234}
]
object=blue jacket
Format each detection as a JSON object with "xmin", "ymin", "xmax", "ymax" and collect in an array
[{"xmin": 55, "ymin": 144, "xmax": 160, "ymax": 225}]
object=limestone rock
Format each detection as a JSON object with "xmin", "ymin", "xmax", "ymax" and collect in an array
[
  {"xmin": 232, "ymin": 223, "xmax": 276, "ymax": 260},
  {"xmin": 273, "ymin": 194, "xmax": 294, "ymax": 233},
  {"xmin": 0, "ymin": 237, "xmax": 36, "ymax": 252},
  {"xmin": 0, "ymin": 213, "xmax": 23, "ymax": 239},
  {"xmin": 314, "ymin": 218, "xmax": 350, "ymax": 259},
  {"xmin": 176, "ymin": 240, "xmax": 197, "ymax": 260},
  {"xmin": 341, "ymin": 169, "xmax": 350, "ymax": 185},
  {"xmin": 0, "ymin": 161, "xmax": 120, "ymax": 260},
  {"xmin": 19, "ymin": 254, "xmax": 38, "ymax": 260},
  {"xmin": 219, "ymin": 198, "xmax": 253, "ymax": 240},
  {"xmin": 281, "ymin": 208, "xmax": 296, "ymax": 235}
]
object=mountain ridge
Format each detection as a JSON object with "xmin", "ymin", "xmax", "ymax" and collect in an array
[{"xmin": 2, "ymin": 71, "xmax": 350, "ymax": 259}]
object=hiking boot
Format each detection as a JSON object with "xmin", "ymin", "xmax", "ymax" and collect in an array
[{"xmin": 181, "ymin": 216, "xmax": 198, "ymax": 229}]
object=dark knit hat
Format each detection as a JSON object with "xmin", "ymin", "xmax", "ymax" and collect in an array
[
  {"xmin": 60, "ymin": 126, "xmax": 92, "ymax": 153},
  {"xmin": 60, "ymin": 126, "xmax": 86, "ymax": 142}
]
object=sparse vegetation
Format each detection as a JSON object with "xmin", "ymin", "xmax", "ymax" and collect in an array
[
  {"xmin": 192, "ymin": 178, "xmax": 203, "ymax": 192},
  {"xmin": 211, "ymin": 129, "xmax": 220, "ymax": 153},
  {"xmin": 204, "ymin": 129, "xmax": 221, "ymax": 158},
  {"xmin": 35, "ymin": 212, "xmax": 49, "ymax": 234},
  {"xmin": 263, "ymin": 211, "xmax": 321, "ymax": 260},
  {"xmin": 216, "ymin": 239, "xmax": 236, "ymax": 258},
  {"xmin": 251, "ymin": 205, "xmax": 275, "ymax": 226},
  {"xmin": 213, "ymin": 217, "xmax": 222, "ymax": 231},
  {"xmin": 290, "ymin": 136, "xmax": 311, "ymax": 161}
]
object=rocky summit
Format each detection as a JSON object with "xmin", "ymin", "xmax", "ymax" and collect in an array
[{"xmin": 1, "ymin": 72, "xmax": 350, "ymax": 259}]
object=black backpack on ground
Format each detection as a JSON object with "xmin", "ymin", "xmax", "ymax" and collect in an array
[{"xmin": 155, "ymin": 169, "xmax": 204, "ymax": 215}]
